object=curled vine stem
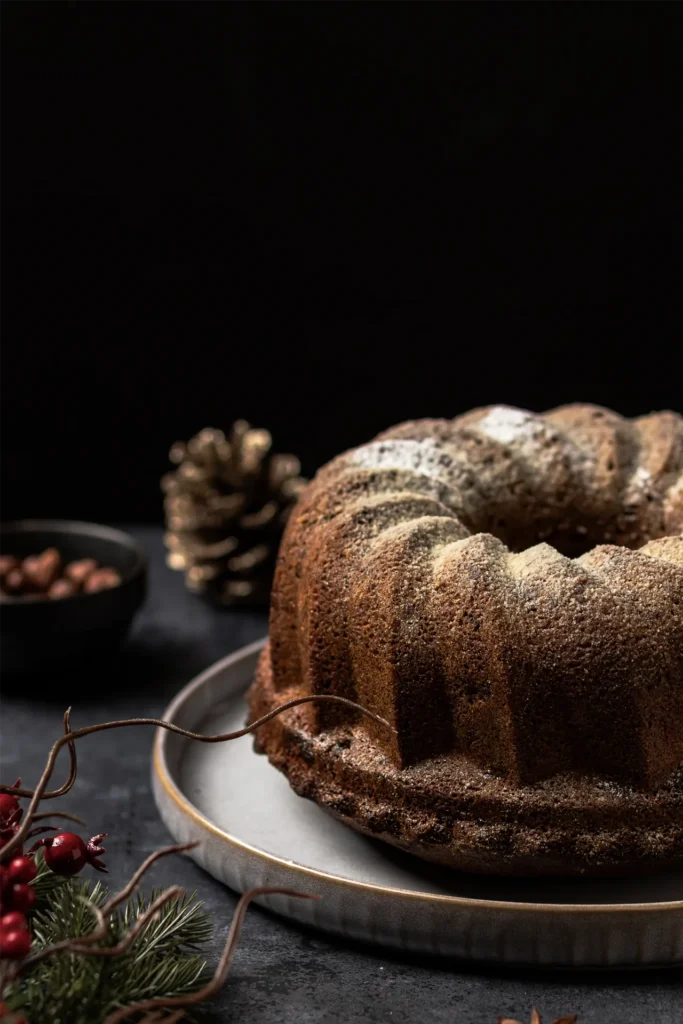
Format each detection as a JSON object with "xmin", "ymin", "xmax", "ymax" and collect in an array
[
  {"xmin": 103, "ymin": 886, "xmax": 319, "ymax": 1024},
  {"xmin": 0, "ymin": 694, "xmax": 394, "ymax": 861},
  {"xmin": 4, "ymin": 845, "xmax": 319, "ymax": 1024},
  {"xmin": 0, "ymin": 694, "xmax": 361, "ymax": 1017},
  {"xmin": 5, "ymin": 708, "xmax": 79, "ymax": 801},
  {"xmin": 99, "ymin": 843, "xmax": 198, "ymax": 917},
  {"xmin": 30, "ymin": 810, "xmax": 86, "ymax": 825},
  {"xmin": 80, "ymin": 887, "xmax": 187, "ymax": 957}
]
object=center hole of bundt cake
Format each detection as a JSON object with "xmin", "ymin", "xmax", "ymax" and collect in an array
[{"xmin": 485, "ymin": 515, "xmax": 636, "ymax": 559}]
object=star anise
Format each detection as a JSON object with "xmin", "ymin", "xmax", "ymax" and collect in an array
[{"xmin": 499, "ymin": 1011, "xmax": 577, "ymax": 1024}]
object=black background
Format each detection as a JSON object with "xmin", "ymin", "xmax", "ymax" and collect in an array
[{"xmin": 2, "ymin": 2, "xmax": 682, "ymax": 523}]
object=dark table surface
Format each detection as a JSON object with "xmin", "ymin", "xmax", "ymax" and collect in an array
[{"xmin": 1, "ymin": 526, "xmax": 681, "ymax": 1023}]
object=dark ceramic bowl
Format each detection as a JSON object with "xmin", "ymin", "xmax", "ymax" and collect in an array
[{"xmin": 0, "ymin": 520, "xmax": 147, "ymax": 675}]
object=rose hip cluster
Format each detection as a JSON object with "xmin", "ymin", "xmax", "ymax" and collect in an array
[
  {"xmin": 0, "ymin": 789, "xmax": 107, "ymax": 963},
  {"xmin": 0, "ymin": 549, "xmax": 121, "ymax": 601}
]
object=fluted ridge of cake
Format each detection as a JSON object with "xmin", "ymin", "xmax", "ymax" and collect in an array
[{"xmin": 268, "ymin": 404, "xmax": 683, "ymax": 790}]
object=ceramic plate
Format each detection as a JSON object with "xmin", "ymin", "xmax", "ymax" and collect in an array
[{"xmin": 152, "ymin": 639, "xmax": 683, "ymax": 967}]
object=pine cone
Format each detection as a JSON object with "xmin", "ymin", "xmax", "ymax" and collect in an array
[{"xmin": 162, "ymin": 421, "xmax": 307, "ymax": 606}]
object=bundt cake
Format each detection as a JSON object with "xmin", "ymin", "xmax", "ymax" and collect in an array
[{"xmin": 248, "ymin": 405, "xmax": 683, "ymax": 876}]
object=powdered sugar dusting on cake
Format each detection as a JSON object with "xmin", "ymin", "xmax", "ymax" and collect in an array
[
  {"xmin": 476, "ymin": 406, "xmax": 575, "ymax": 477},
  {"xmin": 475, "ymin": 405, "xmax": 594, "ymax": 484},
  {"xmin": 348, "ymin": 439, "xmax": 448, "ymax": 474},
  {"xmin": 632, "ymin": 466, "xmax": 653, "ymax": 487},
  {"xmin": 346, "ymin": 439, "xmax": 482, "ymax": 521},
  {"xmin": 624, "ymin": 465, "xmax": 654, "ymax": 505},
  {"xmin": 478, "ymin": 407, "xmax": 541, "ymax": 445}
]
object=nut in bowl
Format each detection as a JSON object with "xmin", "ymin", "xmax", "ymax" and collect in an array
[
  {"xmin": 0, "ymin": 521, "xmax": 147, "ymax": 676},
  {"xmin": 0, "ymin": 550, "xmax": 122, "ymax": 602}
]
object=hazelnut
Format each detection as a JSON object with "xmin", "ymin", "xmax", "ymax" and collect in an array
[
  {"xmin": 0, "ymin": 549, "xmax": 123, "ymax": 601},
  {"xmin": 22, "ymin": 548, "xmax": 62, "ymax": 592},
  {"xmin": 48, "ymin": 578, "xmax": 78, "ymax": 601},
  {"xmin": 0, "ymin": 555, "xmax": 20, "ymax": 579},
  {"xmin": 3, "ymin": 567, "xmax": 25, "ymax": 594},
  {"xmin": 64, "ymin": 558, "xmax": 98, "ymax": 589},
  {"xmin": 83, "ymin": 568, "xmax": 122, "ymax": 593}
]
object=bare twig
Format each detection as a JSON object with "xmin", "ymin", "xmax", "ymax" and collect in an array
[
  {"xmin": 0, "ymin": 694, "xmax": 394, "ymax": 860},
  {"xmin": 75, "ymin": 887, "xmax": 186, "ymax": 958},
  {"xmin": 100, "ymin": 844, "xmax": 197, "ymax": 917},
  {"xmin": 31, "ymin": 810, "xmax": 87, "ymax": 826},
  {"xmin": 0, "ymin": 695, "xmax": 369, "ymax": 1017},
  {"xmin": 6, "ymin": 709, "xmax": 79, "ymax": 801},
  {"xmin": 6, "ymin": 849, "xmax": 319, "ymax": 1024},
  {"xmin": 103, "ymin": 886, "xmax": 319, "ymax": 1023}
]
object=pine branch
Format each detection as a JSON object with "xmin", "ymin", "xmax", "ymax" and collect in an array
[
  {"xmin": 1, "ymin": 705, "xmax": 334, "ymax": 1019},
  {"xmin": 4, "ymin": 878, "xmax": 214, "ymax": 1024}
]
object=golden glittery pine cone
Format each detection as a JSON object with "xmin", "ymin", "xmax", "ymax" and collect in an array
[{"xmin": 162, "ymin": 421, "xmax": 307, "ymax": 606}]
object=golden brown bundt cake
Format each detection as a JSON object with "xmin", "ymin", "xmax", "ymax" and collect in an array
[{"xmin": 248, "ymin": 404, "xmax": 683, "ymax": 876}]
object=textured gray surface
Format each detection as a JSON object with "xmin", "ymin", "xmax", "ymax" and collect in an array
[{"xmin": 1, "ymin": 526, "xmax": 681, "ymax": 1023}]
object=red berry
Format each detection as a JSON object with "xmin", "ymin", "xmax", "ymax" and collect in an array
[
  {"xmin": 6, "ymin": 885, "xmax": 35, "ymax": 914},
  {"xmin": 7, "ymin": 857, "xmax": 36, "ymax": 885},
  {"xmin": 0, "ymin": 1006, "xmax": 28, "ymax": 1024},
  {"xmin": 0, "ymin": 793, "xmax": 21, "ymax": 825},
  {"xmin": 38, "ymin": 831, "xmax": 108, "ymax": 876},
  {"xmin": 43, "ymin": 832, "xmax": 87, "ymax": 876},
  {"xmin": 0, "ymin": 866, "xmax": 9, "ymax": 894},
  {"xmin": 0, "ymin": 911, "xmax": 28, "ymax": 933},
  {"xmin": 0, "ymin": 928, "xmax": 31, "ymax": 960}
]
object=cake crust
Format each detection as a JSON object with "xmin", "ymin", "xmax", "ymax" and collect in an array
[
  {"xmin": 248, "ymin": 405, "xmax": 683, "ymax": 876},
  {"xmin": 250, "ymin": 643, "xmax": 683, "ymax": 877}
]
